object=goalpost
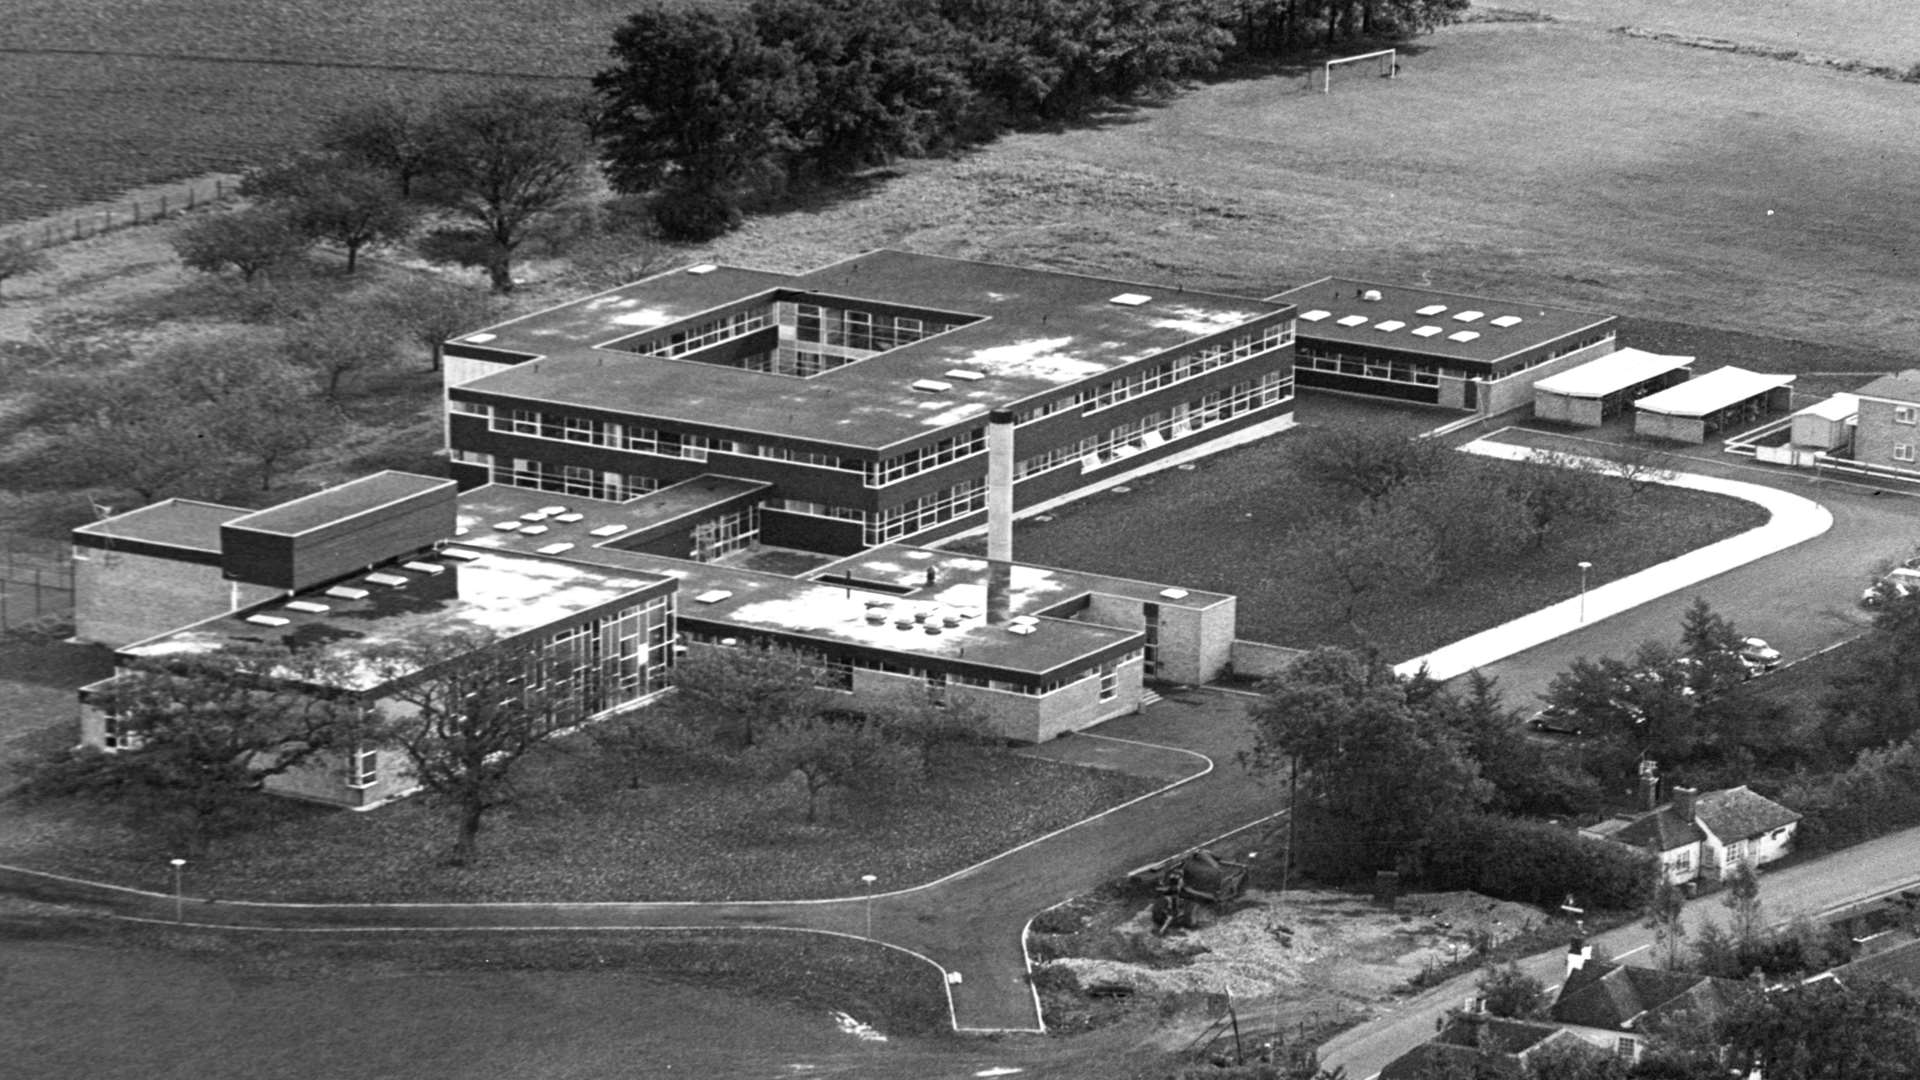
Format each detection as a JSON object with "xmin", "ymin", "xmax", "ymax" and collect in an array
[{"xmin": 1318, "ymin": 48, "xmax": 1397, "ymax": 94}]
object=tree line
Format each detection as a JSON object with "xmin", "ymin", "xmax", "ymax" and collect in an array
[{"xmin": 594, "ymin": 0, "xmax": 1466, "ymax": 238}]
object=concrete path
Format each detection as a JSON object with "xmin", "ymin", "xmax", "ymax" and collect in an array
[
  {"xmin": 0, "ymin": 689, "xmax": 1281, "ymax": 1034},
  {"xmin": 1318, "ymin": 823, "xmax": 1920, "ymax": 1079},
  {"xmin": 1395, "ymin": 435, "xmax": 1834, "ymax": 681}
]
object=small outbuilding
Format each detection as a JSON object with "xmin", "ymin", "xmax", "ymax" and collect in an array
[
  {"xmin": 1789, "ymin": 393, "xmax": 1858, "ymax": 453},
  {"xmin": 1632, "ymin": 366, "xmax": 1795, "ymax": 443},
  {"xmin": 1530, "ymin": 346, "xmax": 1693, "ymax": 427}
]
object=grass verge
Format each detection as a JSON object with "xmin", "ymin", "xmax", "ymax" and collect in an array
[{"xmin": 0, "ymin": 735, "xmax": 1162, "ymax": 903}]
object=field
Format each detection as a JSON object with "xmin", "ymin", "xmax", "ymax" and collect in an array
[{"xmin": 1527, "ymin": 0, "xmax": 1920, "ymax": 69}]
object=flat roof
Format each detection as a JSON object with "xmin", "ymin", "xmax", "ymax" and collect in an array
[
  {"xmin": 814, "ymin": 546, "xmax": 1234, "ymax": 615},
  {"xmin": 452, "ymin": 486, "xmax": 1145, "ymax": 677},
  {"xmin": 121, "ymin": 547, "xmax": 670, "ymax": 693},
  {"xmin": 1795, "ymin": 393, "xmax": 1858, "ymax": 422},
  {"xmin": 1265, "ymin": 277, "xmax": 1615, "ymax": 366},
  {"xmin": 454, "ymin": 478, "xmax": 768, "ymax": 552},
  {"xmin": 223, "ymin": 471, "xmax": 454, "ymax": 537},
  {"xmin": 1532, "ymin": 347, "xmax": 1693, "ymax": 399},
  {"xmin": 1634, "ymin": 366, "xmax": 1795, "ymax": 418},
  {"xmin": 459, "ymin": 250, "xmax": 1290, "ymax": 452},
  {"xmin": 1854, "ymin": 372, "xmax": 1920, "ymax": 404},
  {"xmin": 73, "ymin": 498, "xmax": 245, "ymax": 552}
]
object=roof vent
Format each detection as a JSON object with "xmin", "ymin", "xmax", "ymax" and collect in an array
[
  {"xmin": 462, "ymin": 333, "xmax": 497, "ymax": 344},
  {"xmin": 1109, "ymin": 293, "xmax": 1152, "ymax": 306},
  {"xmin": 693, "ymin": 589, "xmax": 733, "ymax": 604},
  {"xmin": 1453, "ymin": 310, "xmax": 1485, "ymax": 322},
  {"xmin": 1159, "ymin": 588, "xmax": 1190, "ymax": 600},
  {"xmin": 554, "ymin": 512, "xmax": 584, "ymax": 523},
  {"xmin": 589, "ymin": 524, "xmax": 627, "ymax": 537},
  {"xmin": 912, "ymin": 379, "xmax": 953, "ymax": 393},
  {"xmin": 365, "ymin": 572, "xmax": 410, "ymax": 588},
  {"xmin": 1448, "ymin": 330, "xmax": 1481, "ymax": 343},
  {"xmin": 402, "ymin": 561, "xmax": 446, "ymax": 575},
  {"xmin": 1300, "ymin": 309, "xmax": 1331, "ymax": 322},
  {"xmin": 519, "ymin": 524, "xmax": 550, "ymax": 536},
  {"xmin": 1336, "ymin": 314, "xmax": 1369, "ymax": 328},
  {"xmin": 1411, "ymin": 325, "xmax": 1443, "ymax": 338},
  {"xmin": 924, "ymin": 623, "xmax": 943, "ymax": 635},
  {"xmin": 1416, "ymin": 304, "xmax": 1448, "ymax": 316},
  {"xmin": 1010, "ymin": 615, "xmax": 1039, "ymax": 627},
  {"xmin": 283, "ymin": 600, "xmax": 331, "ymax": 614},
  {"xmin": 687, "ymin": 264, "xmax": 718, "ymax": 275},
  {"xmin": 1007, "ymin": 624, "xmax": 1037, "ymax": 636},
  {"xmin": 441, "ymin": 548, "xmax": 484, "ymax": 562},
  {"xmin": 1361, "ymin": 289, "xmax": 1383, "ymax": 302},
  {"xmin": 536, "ymin": 542, "xmax": 576, "ymax": 555},
  {"xmin": 944, "ymin": 369, "xmax": 986, "ymax": 381},
  {"xmin": 520, "ymin": 511, "xmax": 550, "ymax": 522},
  {"xmin": 245, "ymin": 614, "xmax": 291, "ymax": 627},
  {"xmin": 493, "ymin": 521, "xmax": 523, "ymax": 532},
  {"xmin": 1491, "ymin": 315, "xmax": 1524, "ymax": 328},
  {"xmin": 1374, "ymin": 320, "xmax": 1406, "ymax": 332},
  {"xmin": 325, "ymin": 585, "xmax": 371, "ymax": 600},
  {"xmin": 538, "ymin": 505, "xmax": 567, "ymax": 516}
]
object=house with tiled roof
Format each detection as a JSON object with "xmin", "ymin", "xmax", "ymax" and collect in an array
[
  {"xmin": 1580, "ymin": 785, "xmax": 1800, "ymax": 885},
  {"xmin": 1378, "ymin": 1014, "xmax": 1583, "ymax": 1080},
  {"xmin": 1548, "ymin": 959, "xmax": 1745, "ymax": 1063}
]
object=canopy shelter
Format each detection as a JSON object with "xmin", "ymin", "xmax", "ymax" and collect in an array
[
  {"xmin": 1633, "ymin": 367, "xmax": 1795, "ymax": 443},
  {"xmin": 1532, "ymin": 347, "xmax": 1693, "ymax": 426}
]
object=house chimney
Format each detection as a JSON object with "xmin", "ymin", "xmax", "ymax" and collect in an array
[
  {"xmin": 1637, "ymin": 758, "xmax": 1660, "ymax": 811},
  {"xmin": 986, "ymin": 409, "xmax": 1015, "ymax": 626},
  {"xmin": 1674, "ymin": 786, "xmax": 1700, "ymax": 820},
  {"xmin": 1566, "ymin": 936, "xmax": 1593, "ymax": 976}
]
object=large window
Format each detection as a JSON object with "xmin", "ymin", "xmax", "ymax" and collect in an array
[
  {"xmin": 867, "ymin": 428, "xmax": 987, "ymax": 487},
  {"xmin": 347, "ymin": 748, "xmax": 380, "ymax": 788},
  {"xmin": 490, "ymin": 409, "xmax": 710, "ymax": 462},
  {"xmin": 1080, "ymin": 322, "xmax": 1291, "ymax": 414},
  {"xmin": 866, "ymin": 479, "xmax": 986, "ymax": 545}
]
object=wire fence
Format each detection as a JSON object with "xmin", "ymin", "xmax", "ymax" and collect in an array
[
  {"xmin": 0, "ymin": 542, "xmax": 74, "ymax": 632},
  {"xmin": 6, "ymin": 178, "xmax": 232, "ymax": 252}
]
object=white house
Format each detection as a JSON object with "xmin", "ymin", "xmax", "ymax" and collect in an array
[{"xmin": 1581, "ymin": 785, "xmax": 1800, "ymax": 886}]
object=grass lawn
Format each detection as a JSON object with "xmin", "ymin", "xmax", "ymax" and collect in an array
[
  {"xmin": 960, "ymin": 391, "xmax": 1767, "ymax": 661},
  {"xmin": 0, "ymin": 733, "xmax": 1160, "ymax": 903}
]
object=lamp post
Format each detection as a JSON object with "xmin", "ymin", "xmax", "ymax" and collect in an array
[
  {"xmin": 169, "ymin": 858, "xmax": 186, "ymax": 922},
  {"xmin": 1578, "ymin": 561, "xmax": 1593, "ymax": 624},
  {"xmin": 861, "ymin": 874, "xmax": 878, "ymax": 937}
]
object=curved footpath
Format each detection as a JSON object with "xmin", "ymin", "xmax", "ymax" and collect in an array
[
  {"xmin": 1396, "ymin": 435, "xmax": 1834, "ymax": 681},
  {"xmin": 0, "ymin": 441, "xmax": 1882, "ymax": 1037}
]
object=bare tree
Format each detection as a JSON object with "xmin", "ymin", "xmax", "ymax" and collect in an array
[
  {"xmin": 418, "ymin": 88, "xmax": 592, "ymax": 293},
  {"xmin": 376, "ymin": 276, "xmax": 498, "ymax": 372},
  {"xmin": 372, "ymin": 632, "xmax": 586, "ymax": 865},
  {"xmin": 171, "ymin": 206, "xmax": 311, "ymax": 284}
]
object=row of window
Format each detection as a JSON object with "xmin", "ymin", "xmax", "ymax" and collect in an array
[
  {"xmin": 766, "ymin": 497, "xmax": 866, "ymax": 523},
  {"xmin": 477, "ymin": 405, "xmax": 866, "ymax": 472},
  {"xmin": 680, "ymin": 637, "xmax": 1144, "ymax": 699},
  {"xmin": 1296, "ymin": 349, "xmax": 1441, "ymax": 387},
  {"xmin": 491, "ymin": 457, "xmax": 660, "ymax": 502},
  {"xmin": 1016, "ymin": 372, "xmax": 1295, "ymax": 480},
  {"xmin": 787, "ymin": 303, "xmax": 955, "ymax": 353},
  {"xmin": 614, "ymin": 308, "xmax": 770, "ymax": 358},
  {"xmin": 1015, "ymin": 323, "xmax": 1291, "ymax": 423},
  {"xmin": 866, "ymin": 479, "xmax": 987, "ymax": 545},
  {"xmin": 867, "ymin": 428, "xmax": 986, "ymax": 487}
]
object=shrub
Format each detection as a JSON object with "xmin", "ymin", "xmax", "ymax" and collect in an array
[{"xmin": 1419, "ymin": 813, "xmax": 1654, "ymax": 911}]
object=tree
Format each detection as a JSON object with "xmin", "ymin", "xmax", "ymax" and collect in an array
[
  {"xmin": 752, "ymin": 0, "xmax": 973, "ymax": 184},
  {"xmin": 669, "ymin": 643, "xmax": 836, "ymax": 748},
  {"xmin": 1294, "ymin": 426, "xmax": 1451, "ymax": 502},
  {"xmin": 418, "ymin": 88, "xmax": 592, "ymax": 292},
  {"xmin": 1645, "ymin": 875, "xmax": 1688, "ymax": 970},
  {"xmin": 595, "ymin": 6, "xmax": 798, "ymax": 238},
  {"xmin": 1721, "ymin": 861, "xmax": 1763, "ymax": 953},
  {"xmin": 373, "ymin": 633, "xmax": 587, "ymax": 864},
  {"xmin": 858, "ymin": 687, "xmax": 1000, "ymax": 773},
  {"xmin": 162, "ymin": 330, "xmax": 341, "ymax": 490},
  {"xmin": 1245, "ymin": 647, "xmax": 1489, "ymax": 881},
  {"xmin": 1522, "ymin": 1038, "xmax": 1628, "ymax": 1080},
  {"xmin": 745, "ymin": 713, "xmax": 919, "ymax": 823},
  {"xmin": 587, "ymin": 708, "xmax": 714, "ymax": 790},
  {"xmin": 1595, "ymin": 438, "xmax": 1679, "ymax": 500},
  {"xmin": 1508, "ymin": 451, "xmax": 1622, "ymax": 548},
  {"xmin": 281, "ymin": 305, "xmax": 400, "ymax": 400},
  {"xmin": 242, "ymin": 155, "xmax": 417, "ymax": 272},
  {"xmin": 171, "ymin": 206, "xmax": 311, "ymax": 283},
  {"xmin": 1430, "ymin": 672, "xmax": 1597, "ymax": 816},
  {"xmin": 375, "ymin": 276, "xmax": 497, "ymax": 372},
  {"xmin": 1288, "ymin": 499, "xmax": 1438, "ymax": 636},
  {"xmin": 320, "ymin": 99, "xmax": 445, "ymax": 198},
  {"xmin": 0, "ymin": 237, "xmax": 51, "ymax": 303},
  {"xmin": 1720, "ymin": 977, "xmax": 1920, "ymax": 1080},
  {"xmin": 19, "ymin": 651, "xmax": 368, "ymax": 853},
  {"xmin": 1476, "ymin": 962, "xmax": 1547, "ymax": 1019},
  {"xmin": 1825, "ymin": 589, "xmax": 1920, "ymax": 749}
]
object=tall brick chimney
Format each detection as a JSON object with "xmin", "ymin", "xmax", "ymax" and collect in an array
[
  {"xmin": 1673, "ymin": 786, "xmax": 1700, "ymax": 820},
  {"xmin": 1637, "ymin": 757, "xmax": 1660, "ymax": 811},
  {"xmin": 985, "ymin": 409, "xmax": 1015, "ymax": 625}
]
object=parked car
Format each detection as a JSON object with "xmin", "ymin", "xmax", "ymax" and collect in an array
[
  {"xmin": 1863, "ymin": 569, "xmax": 1920, "ymax": 607},
  {"xmin": 1737, "ymin": 636, "xmax": 1780, "ymax": 671},
  {"xmin": 1527, "ymin": 704, "xmax": 1588, "ymax": 736}
]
